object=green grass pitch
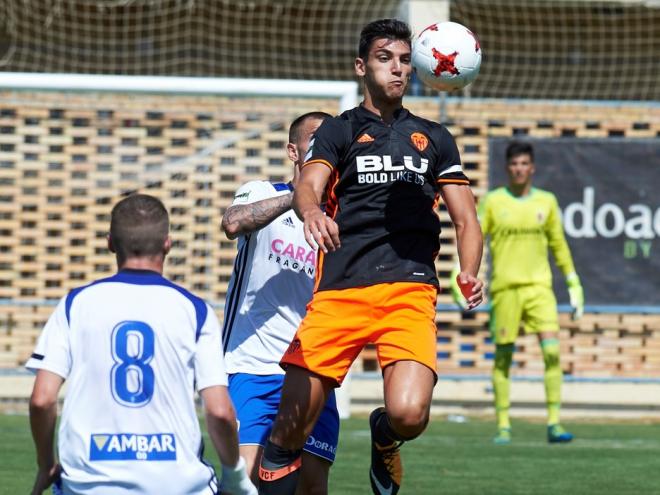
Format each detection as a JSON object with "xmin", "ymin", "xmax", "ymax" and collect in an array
[{"xmin": 3, "ymin": 413, "xmax": 659, "ymax": 494}]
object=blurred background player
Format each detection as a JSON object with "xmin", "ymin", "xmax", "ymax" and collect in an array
[
  {"xmin": 453, "ymin": 141, "xmax": 584, "ymax": 444},
  {"xmin": 27, "ymin": 194, "xmax": 256, "ymax": 495},
  {"xmin": 258, "ymin": 19, "xmax": 483, "ymax": 495},
  {"xmin": 221, "ymin": 112, "xmax": 339, "ymax": 494}
]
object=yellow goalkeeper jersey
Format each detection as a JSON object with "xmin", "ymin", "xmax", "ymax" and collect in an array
[{"xmin": 478, "ymin": 187, "xmax": 576, "ymax": 293}]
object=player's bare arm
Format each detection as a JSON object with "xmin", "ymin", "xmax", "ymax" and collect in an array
[
  {"xmin": 442, "ymin": 183, "xmax": 484, "ymax": 309},
  {"xmin": 202, "ymin": 385, "xmax": 240, "ymax": 467},
  {"xmin": 293, "ymin": 162, "xmax": 340, "ymax": 253},
  {"xmin": 222, "ymin": 193, "xmax": 294, "ymax": 240},
  {"xmin": 29, "ymin": 370, "xmax": 63, "ymax": 495},
  {"xmin": 202, "ymin": 385, "xmax": 257, "ymax": 495}
]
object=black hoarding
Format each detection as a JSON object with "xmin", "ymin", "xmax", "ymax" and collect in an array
[{"xmin": 488, "ymin": 138, "xmax": 660, "ymax": 308}]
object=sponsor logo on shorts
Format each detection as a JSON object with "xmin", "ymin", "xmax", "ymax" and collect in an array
[
  {"xmin": 306, "ymin": 435, "xmax": 337, "ymax": 455},
  {"xmin": 90, "ymin": 433, "xmax": 177, "ymax": 461}
]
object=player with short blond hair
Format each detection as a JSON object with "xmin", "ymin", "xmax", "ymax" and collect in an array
[{"xmin": 222, "ymin": 112, "xmax": 339, "ymax": 495}]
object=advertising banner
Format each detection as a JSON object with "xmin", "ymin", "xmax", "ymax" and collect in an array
[{"xmin": 488, "ymin": 138, "xmax": 660, "ymax": 307}]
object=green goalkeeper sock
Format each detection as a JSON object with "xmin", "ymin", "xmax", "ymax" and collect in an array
[
  {"xmin": 493, "ymin": 344, "xmax": 514, "ymax": 429},
  {"xmin": 541, "ymin": 338, "xmax": 562, "ymax": 425}
]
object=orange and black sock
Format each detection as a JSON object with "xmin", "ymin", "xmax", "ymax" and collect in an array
[{"xmin": 258, "ymin": 440, "xmax": 302, "ymax": 495}]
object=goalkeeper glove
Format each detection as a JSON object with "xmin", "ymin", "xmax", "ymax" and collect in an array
[
  {"xmin": 566, "ymin": 272, "xmax": 584, "ymax": 321},
  {"xmin": 219, "ymin": 456, "xmax": 257, "ymax": 495},
  {"xmin": 450, "ymin": 264, "xmax": 468, "ymax": 310}
]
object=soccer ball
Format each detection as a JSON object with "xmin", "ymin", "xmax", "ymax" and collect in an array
[{"xmin": 412, "ymin": 21, "xmax": 482, "ymax": 91}]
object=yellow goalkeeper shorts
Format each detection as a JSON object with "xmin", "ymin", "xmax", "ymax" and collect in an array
[{"xmin": 489, "ymin": 285, "xmax": 559, "ymax": 344}]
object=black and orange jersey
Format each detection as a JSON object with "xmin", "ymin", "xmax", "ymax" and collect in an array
[{"xmin": 303, "ymin": 104, "xmax": 470, "ymax": 291}]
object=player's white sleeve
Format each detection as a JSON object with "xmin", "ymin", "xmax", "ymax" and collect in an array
[
  {"xmin": 229, "ymin": 180, "xmax": 275, "ymax": 207},
  {"xmin": 25, "ymin": 297, "xmax": 71, "ymax": 379},
  {"xmin": 194, "ymin": 303, "xmax": 228, "ymax": 390}
]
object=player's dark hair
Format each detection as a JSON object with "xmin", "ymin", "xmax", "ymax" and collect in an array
[
  {"xmin": 110, "ymin": 194, "xmax": 169, "ymax": 261},
  {"xmin": 288, "ymin": 111, "xmax": 332, "ymax": 143},
  {"xmin": 358, "ymin": 18, "xmax": 412, "ymax": 60},
  {"xmin": 506, "ymin": 141, "xmax": 535, "ymax": 162}
]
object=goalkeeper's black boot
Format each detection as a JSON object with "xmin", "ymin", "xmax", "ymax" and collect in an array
[{"xmin": 369, "ymin": 407, "xmax": 403, "ymax": 495}]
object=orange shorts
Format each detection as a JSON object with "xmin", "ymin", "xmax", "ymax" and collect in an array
[{"xmin": 281, "ymin": 282, "xmax": 438, "ymax": 385}]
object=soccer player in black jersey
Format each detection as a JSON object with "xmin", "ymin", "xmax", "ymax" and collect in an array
[{"xmin": 258, "ymin": 19, "xmax": 484, "ymax": 495}]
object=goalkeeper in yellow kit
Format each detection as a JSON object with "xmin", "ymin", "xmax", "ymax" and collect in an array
[{"xmin": 453, "ymin": 141, "xmax": 584, "ymax": 444}]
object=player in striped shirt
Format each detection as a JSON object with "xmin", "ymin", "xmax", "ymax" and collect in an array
[
  {"xmin": 221, "ymin": 112, "xmax": 340, "ymax": 494},
  {"xmin": 27, "ymin": 194, "xmax": 255, "ymax": 494}
]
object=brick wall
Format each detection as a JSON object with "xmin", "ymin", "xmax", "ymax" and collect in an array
[{"xmin": 1, "ymin": 91, "xmax": 658, "ymax": 376}]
